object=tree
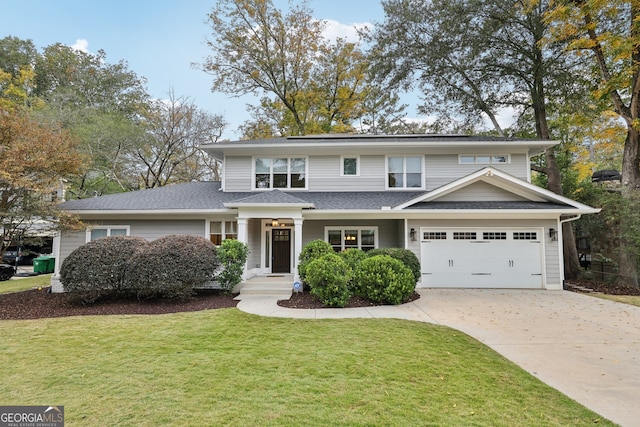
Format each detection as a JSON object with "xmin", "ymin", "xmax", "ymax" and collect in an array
[
  {"xmin": 137, "ymin": 93, "xmax": 226, "ymax": 188},
  {"xmin": 368, "ymin": 0, "xmax": 590, "ymax": 278},
  {"xmin": 0, "ymin": 108, "xmax": 84, "ymax": 257},
  {"xmin": 545, "ymin": 0, "xmax": 640, "ymax": 286},
  {"xmin": 201, "ymin": 0, "xmax": 372, "ymax": 136}
]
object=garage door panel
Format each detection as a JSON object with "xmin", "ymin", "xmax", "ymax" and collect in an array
[{"xmin": 421, "ymin": 228, "xmax": 543, "ymax": 289}]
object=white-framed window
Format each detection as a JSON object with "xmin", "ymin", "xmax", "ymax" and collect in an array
[
  {"xmin": 459, "ymin": 154, "xmax": 510, "ymax": 164},
  {"xmin": 387, "ymin": 156, "xmax": 424, "ymax": 189},
  {"xmin": 86, "ymin": 225, "xmax": 130, "ymax": 242},
  {"xmin": 254, "ymin": 157, "xmax": 307, "ymax": 190},
  {"xmin": 325, "ymin": 226, "xmax": 378, "ymax": 252},
  {"xmin": 341, "ymin": 155, "xmax": 359, "ymax": 176},
  {"xmin": 210, "ymin": 221, "xmax": 238, "ymax": 245}
]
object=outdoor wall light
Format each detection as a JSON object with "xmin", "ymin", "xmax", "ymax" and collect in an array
[
  {"xmin": 549, "ymin": 228, "xmax": 557, "ymax": 241},
  {"xmin": 409, "ymin": 228, "xmax": 417, "ymax": 241}
]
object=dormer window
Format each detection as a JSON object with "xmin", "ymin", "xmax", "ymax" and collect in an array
[
  {"xmin": 254, "ymin": 157, "xmax": 307, "ymax": 190},
  {"xmin": 387, "ymin": 156, "xmax": 424, "ymax": 189}
]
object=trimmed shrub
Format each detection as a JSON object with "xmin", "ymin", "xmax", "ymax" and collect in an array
[
  {"xmin": 339, "ymin": 248, "xmax": 368, "ymax": 290},
  {"xmin": 353, "ymin": 255, "xmax": 415, "ymax": 305},
  {"xmin": 216, "ymin": 239, "xmax": 249, "ymax": 292},
  {"xmin": 367, "ymin": 247, "xmax": 421, "ymax": 283},
  {"xmin": 297, "ymin": 239, "xmax": 334, "ymax": 285},
  {"xmin": 126, "ymin": 235, "xmax": 219, "ymax": 300},
  {"xmin": 60, "ymin": 236, "xmax": 148, "ymax": 303},
  {"xmin": 306, "ymin": 253, "xmax": 352, "ymax": 307}
]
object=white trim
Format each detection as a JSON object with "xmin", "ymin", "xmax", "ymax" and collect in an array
[
  {"xmin": 251, "ymin": 156, "xmax": 309, "ymax": 191},
  {"xmin": 324, "ymin": 226, "xmax": 379, "ymax": 251},
  {"xmin": 85, "ymin": 225, "xmax": 130, "ymax": 242},
  {"xmin": 458, "ymin": 154, "xmax": 511, "ymax": 164},
  {"xmin": 385, "ymin": 155, "xmax": 425, "ymax": 190},
  {"xmin": 340, "ymin": 155, "xmax": 360, "ymax": 176},
  {"xmin": 394, "ymin": 167, "xmax": 601, "ymax": 213}
]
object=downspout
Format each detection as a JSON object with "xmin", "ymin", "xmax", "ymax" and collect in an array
[{"xmin": 556, "ymin": 215, "xmax": 582, "ymax": 287}]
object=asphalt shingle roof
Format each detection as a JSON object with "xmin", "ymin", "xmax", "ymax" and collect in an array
[{"xmin": 59, "ymin": 182, "xmax": 573, "ymax": 212}]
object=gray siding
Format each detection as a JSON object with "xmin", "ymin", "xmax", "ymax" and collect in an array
[
  {"xmin": 426, "ymin": 154, "xmax": 528, "ymax": 190},
  {"xmin": 57, "ymin": 220, "xmax": 207, "ymax": 270},
  {"xmin": 308, "ymin": 155, "xmax": 386, "ymax": 191},
  {"xmin": 302, "ymin": 219, "xmax": 403, "ymax": 248},
  {"xmin": 224, "ymin": 156, "xmax": 252, "ymax": 191},
  {"xmin": 437, "ymin": 181, "xmax": 528, "ymax": 202},
  {"xmin": 247, "ymin": 219, "xmax": 262, "ymax": 269},
  {"xmin": 222, "ymin": 153, "xmax": 530, "ymax": 193}
]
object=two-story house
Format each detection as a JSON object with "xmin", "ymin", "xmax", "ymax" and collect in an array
[{"xmin": 51, "ymin": 134, "xmax": 598, "ymax": 292}]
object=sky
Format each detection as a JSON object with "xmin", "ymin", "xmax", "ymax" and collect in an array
[{"xmin": 1, "ymin": 0, "xmax": 398, "ymax": 139}]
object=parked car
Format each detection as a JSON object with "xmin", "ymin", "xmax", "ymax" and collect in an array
[
  {"xmin": 1, "ymin": 247, "xmax": 37, "ymax": 265},
  {"xmin": 0, "ymin": 264, "xmax": 14, "ymax": 281}
]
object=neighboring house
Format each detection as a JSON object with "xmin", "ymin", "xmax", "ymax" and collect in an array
[{"xmin": 51, "ymin": 134, "xmax": 599, "ymax": 292}]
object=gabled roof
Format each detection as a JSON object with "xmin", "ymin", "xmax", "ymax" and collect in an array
[
  {"xmin": 396, "ymin": 167, "xmax": 599, "ymax": 214},
  {"xmin": 224, "ymin": 190, "xmax": 314, "ymax": 208}
]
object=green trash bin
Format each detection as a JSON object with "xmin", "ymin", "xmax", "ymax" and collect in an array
[{"xmin": 33, "ymin": 256, "xmax": 55, "ymax": 274}]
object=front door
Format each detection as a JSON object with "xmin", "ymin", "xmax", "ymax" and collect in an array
[{"xmin": 272, "ymin": 229, "xmax": 291, "ymax": 273}]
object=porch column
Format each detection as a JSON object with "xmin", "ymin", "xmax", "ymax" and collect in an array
[
  {"xmin": 293, "ymin": 217, "xmax": 303, "ymax": 281},
  {"xmin": 237, "ymin": 218, "xmax": 249, "ymax": 278}
]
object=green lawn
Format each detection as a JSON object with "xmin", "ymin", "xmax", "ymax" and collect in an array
[
  {"xmin": 589, "ymin": 293, "xmax": 640, "ymax": 307},
  {"xmin": 0, "ymin": 309, "xmax": 612, "ymax": 426},
  {"xmin": 0, "ymin": 273, "xmax": 52, "ymax": 294}
]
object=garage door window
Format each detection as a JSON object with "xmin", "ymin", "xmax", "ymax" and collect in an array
[
  {"xmin": 423, "ymin": 232, "xmax": 447, "ymax": 240},
  {"xmin": 453, "ymin": 232, "xmax": 476, "ymax": 240},
  {"xmin": 483, "ymin": 232, "xmax": 506, "ymax": 240},
  {"xmin": 514, "ymin": 232, "xmax": 538, "ymax": 240}
]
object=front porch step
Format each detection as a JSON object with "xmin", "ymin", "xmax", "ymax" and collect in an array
[{"xmin": 234, "ymin": 275, "xmax": 294, "ymax": 299}]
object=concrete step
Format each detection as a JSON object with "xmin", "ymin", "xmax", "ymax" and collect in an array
[{"xmin": 234, "ymin": 276, "xmax": 294, "ymax": 298}]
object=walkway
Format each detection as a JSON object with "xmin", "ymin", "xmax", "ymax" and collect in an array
[{"xmin": 236, "ymin": 288, "xmax": 640, "ymax": 427}]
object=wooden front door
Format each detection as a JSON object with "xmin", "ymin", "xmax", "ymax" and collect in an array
[{"xmin": 272, "ymin": 229, "xmax": 291, "ymax": 273}]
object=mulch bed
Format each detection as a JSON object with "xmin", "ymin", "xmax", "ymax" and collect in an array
[
  {"xmin": 1, "ymin": 280, "xmax": 638, "ymax": 321},
  {"xmin": 0, "ymin": 288, "xmax": 239, "ymax": 320}
]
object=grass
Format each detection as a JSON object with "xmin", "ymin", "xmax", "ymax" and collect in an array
[
  {"xmin": 0, "ymin": 309, "xmax": 612, "ymax": 426},
  {"xmin": 590, "ymin": 293, "xmax": 640, "ymax": 307},
  {"xmin": 0, "ymin": 273, "xmax": 52, "ymax": 294}
]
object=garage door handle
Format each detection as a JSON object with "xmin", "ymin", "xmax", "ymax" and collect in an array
[
  {"xmin": 449, "ymin": 259, "xmax": 454, "ymax": 267},
  {"xmin": 471, "ymin": 273, "xmax": 492, "ymax": 275}
]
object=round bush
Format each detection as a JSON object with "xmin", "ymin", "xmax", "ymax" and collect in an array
[
  {"xmin": 367, "ymin": 248, "xmax": 421, "ymax": 283},
  {"xmin": 297, "ymin": 239, "xmax": 334, "ymax": 285},
  {"xmin": 339, "ymin": 248, "xmax": 368, "ymax": 290},
  {"xmin": 126, "ymin": 234, "xmax": 219, "ymax": 300},
  {"xmin": 305, "ymin": 253, "xmax": 352, "ymax": 307},
  {"xmin": 353, "ymin": 255, "xmax": 415, "ymax": 305},
  {"xmin": 60, "ymin": 236, "xmax": 148, "ymax": 303}
]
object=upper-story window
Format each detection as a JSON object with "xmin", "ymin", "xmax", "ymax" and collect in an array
[
  {"xmin": 86, "ymin": 225, "xmax": 129, "ymax": 242},
  {"xmin": 341, "ymin": 156, "xmax": 359, "ymax": 176},
  {"xmin": 254, "ymin": 157, "xmax": 307, "ymax": 189},
  {"xmin": 459, "ymin": 154, "xmax": 509, "ymax": 164},
  {"xmin": 387, "ymin": 156, "xmax": 423, "ymax": 189}
]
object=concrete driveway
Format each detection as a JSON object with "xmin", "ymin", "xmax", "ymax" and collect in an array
[
  {"xmin": 416, "ymin": 289, "xmax": 640, "ymax": 427},
  {"xmin": 238, "ymin": 289, "xmax": 640, "ymax": 426}
]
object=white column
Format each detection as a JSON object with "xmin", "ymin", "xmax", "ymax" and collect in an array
[
  {"xmin": 293, "ymin": 217, "xmax": 304, "ymax": 281},
  {"xmin": 237, "ymin": 218, "xmax": 249, "ymax": 278}
]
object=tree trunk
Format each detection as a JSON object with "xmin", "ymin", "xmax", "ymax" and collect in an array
[{"xmin": 618, "ymin": 128, "xmax": 640, "ymax": 287}]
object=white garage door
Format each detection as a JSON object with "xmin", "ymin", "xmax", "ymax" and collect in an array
[{"xmin": 420, "ymin": 228, "xmax": 543, "ymax": 288}]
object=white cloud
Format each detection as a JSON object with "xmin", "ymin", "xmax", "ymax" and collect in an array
[
  {"xmin": 323, "ymin": 19, "xmax": 372, "ymax": 43},
  {"xmin": 70, "ymin": 39, "xmax": 89, "ymax": 53}
]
